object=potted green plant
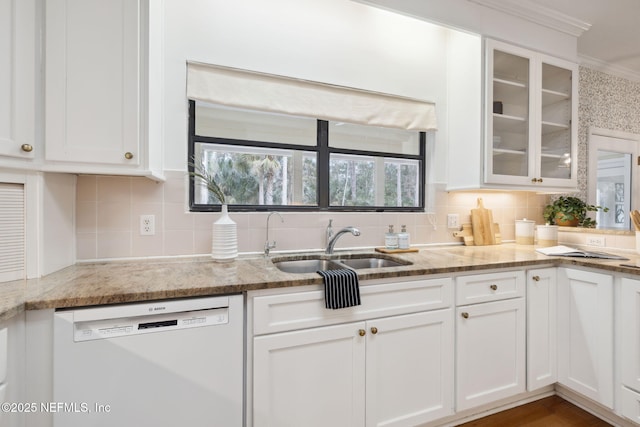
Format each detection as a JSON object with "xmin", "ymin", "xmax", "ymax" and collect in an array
[{"xmin": 543, "ymin": 196, "xmax": 608, "ymax": 228}]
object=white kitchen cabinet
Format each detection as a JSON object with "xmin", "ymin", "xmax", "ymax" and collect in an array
[
  {"xmin": 455, "ymin": 271, "xmax": 526, "ymax": 411},
  {"xmin": 449, "ymin": 39, "xmax": 577, "ymax": 191},
  {"xmin": 557, "ymin": 268, "xmax": 613, "ymax": 408},
  {"xmin": 253, "ymin": 322, "xmax": 366, "ymax": 427},
  {"xmin": 526, "ymin": 267, "xmax": 557, "ymax": 391},
  {"xmin": 0, "ymin": 313, "xmax": 26, "ymax": 427},
  {"xmin": 485, "ymin": 39, "xmax": 577, "ymax": 190},
  {"xmin": 249, "ymin": 277, "xmax": 454, "ymax": 427},
  {"xmin": 0, "ymin": 0, "xmax": 37, "ymax": 167},
  {"xmin": 365, "ymin": 310, "xmax": 453, "ymax": 427},
  {"xmin": 620, "ymin": 277, "xmax": 640, "ymax": 423},
  {"xmin": 44, "ymin": 0, "xmax": 163, "ymax": 180}
]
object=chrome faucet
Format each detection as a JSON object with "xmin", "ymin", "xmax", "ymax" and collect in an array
[
  {"xmin": 264, "ymin": 211, "xmax": 284, "ymax": 256},
  {"xmin": 326, "ymin": 219, "xmax": 334, "ymax": 246},
  {"xmin": 325, "ymin": 226, "xmax": 360, "ymax": 254}
]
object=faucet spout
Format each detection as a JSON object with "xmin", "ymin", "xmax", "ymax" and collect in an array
[
  {"xmin": 325, "ymin": 226, "xmax": 360, "ymax": 254},
  {"xmin": 264, "ymin": 212, "xmax": 284, "ymax": 257}
]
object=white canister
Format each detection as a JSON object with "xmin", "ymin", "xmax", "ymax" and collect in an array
[
  {"xmin": 515, "ymin": 219, "xmax": 535, "ymax": 245},
  {"xmin": 537, "ymin": 225, "xmax": 558, "ymax": 247}
]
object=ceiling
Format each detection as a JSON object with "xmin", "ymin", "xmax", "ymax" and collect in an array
[
  {"xmin": 529, "ymin": 0, "xmax": 640, "ymax": 76},
  {"xmin": 359, "ymin": 0, "xmax": 640, "ymax": 80}
]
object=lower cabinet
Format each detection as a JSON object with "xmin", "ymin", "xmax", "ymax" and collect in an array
[
  {"xmin": 557, "ymin": 267, "xmax": 614, "ymax": 409},
  {"xmin": 620, "ymin": 277, "xmax": 640, "ymax": 423},
  {"xmin": 0, "ymin": 313, "xmax": 26, "ymax": 427},
  {"xmin": 248, "ymin": 265, "xmax": 631, "ymax": 426},
  {"xmin": 527, "ymin": 268, "xmax": 557, "ymax": 391},
  {"xmin": 456, "ymin": 298, "xmax": 526, "ymax": 411},
  {"xmin": 249, "ymin": 277, "xmax": 454, "ymax": 427},
  {"xmin": 253, "ymin": 322, "xmax": 366, "ymax": 427},
  {"xmin": 455, "ymin": 271, "xmax": 526, "ymax": 411},
  {"xmin": 364, "ymin": 311, "xmax": 453, "ymax": 427}
]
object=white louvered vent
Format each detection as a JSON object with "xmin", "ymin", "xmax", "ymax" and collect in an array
[{"xmin": 0, "ymin": 183, "xmax": 25, "ymax": 282}]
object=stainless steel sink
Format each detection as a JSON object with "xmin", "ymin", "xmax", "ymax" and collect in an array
[
  {"xmin": 273, "ymin": 253, "xmax": 411, "ymax": 273},
  {"xmin": 338, "ymin": 257, "xmax": 407, "ymax": 269},
  {"xmin": 273, "ymin": 259, "xmax": 343, "ymax": 274}
]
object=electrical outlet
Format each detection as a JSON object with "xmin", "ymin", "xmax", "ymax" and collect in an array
[
  {"xmin": 140, "ymin": 215, "xmax": 155, "ymax": 235},
  {"xmin": 587, "ymin": 236, "xmax": 605, "ymax": 247},
  {"xmin": 447, "ymin": 213, "xmax": 459, "ymax": 229}
]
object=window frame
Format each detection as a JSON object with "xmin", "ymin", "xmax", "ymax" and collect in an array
[{"xmin": 188, "ymin": 100, "xmax": 426, "ymax": 212}]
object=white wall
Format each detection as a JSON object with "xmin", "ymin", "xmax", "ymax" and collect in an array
[
  {"xmin": 162, "ymin": 0, "xmax": 454, "ymax": 181},
  {"xmin": 40, "ymin": 173, "xmax": 75, "ymax": 275}
]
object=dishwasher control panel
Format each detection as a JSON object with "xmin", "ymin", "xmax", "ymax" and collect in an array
[{"xmin": 73, "ymin": 307, "xmax": 229, "ymax": 342}]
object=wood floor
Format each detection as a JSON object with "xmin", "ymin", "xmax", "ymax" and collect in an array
[{"xmin": 457, "ymin": 396, "xmax": 612, "ymax": 427}]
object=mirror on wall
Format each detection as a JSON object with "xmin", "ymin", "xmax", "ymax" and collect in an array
[{"xmin": 588, "ymin": 128, "xmax": 640, "ymax": 230}]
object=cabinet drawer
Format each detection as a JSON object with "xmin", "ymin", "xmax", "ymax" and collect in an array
[
  {"xmin": 621, "ymin": 386, "xmax": 640, "ymax": 424},
  {"xmin": 252, "ymin": 277, "xmax": 452, "ymax": 335},
  {"xmin": 456, "ymin": 270, "xmax": 525, "ymax": 306}
]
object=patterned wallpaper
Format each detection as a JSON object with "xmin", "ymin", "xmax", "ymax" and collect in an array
[{"xmin": 578, "ymin": 66, "xmax": 640, "ymax": 200}]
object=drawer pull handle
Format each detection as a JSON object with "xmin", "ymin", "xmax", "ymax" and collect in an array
[
  {"xmin": 370, "ymin": 327, "xmax": 378, "ymax": 334},
  {"xmin": 461, "ymin": 312, "xmax": 469, "ymax": 319},
  {"xmin": 532, "ymin": 275, "xmax": 540, "ymax": 281},
  {"xmin": 358, "ymin": 329, "xmax": 366, "ymax": 337},
  {"xmin": 21, "ymin": 144, "xmax": 33, "ymax": 152},
  {"xmin": 124, "ymin": 152, "xmax": 134, "ymax": 160},
  {"xmin": 490, "ymin": 284, "xmax": 498, "ymax": 291}
]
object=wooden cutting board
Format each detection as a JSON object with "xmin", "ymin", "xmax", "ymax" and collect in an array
[
  {"xmin": 471, "ymin": 198, "xmax": 496, "ymax": 245},
  {"xmin": 375, "ymin": 247, "xmax": 419, "ymax": 254},
  {"xmin": 454, "ymin": 223, "xmax": 502, "ymax": 246}
]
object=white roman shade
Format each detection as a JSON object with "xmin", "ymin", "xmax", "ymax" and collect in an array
[
  {"xmin": 0, "ymin": 183, "xmax": 24, "ymax": 283},
  {"xmin": 186, "ymin": 62, "xmax": 437, "ymax": 131}
]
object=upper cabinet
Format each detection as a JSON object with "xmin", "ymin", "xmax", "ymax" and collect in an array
[
  {"xmin": 485, "ymin": 39, "xmax": 577, "ymax": 189},
  {"xmin": 44, "ymin": 0, "xmax": 163, "ymax": 180},
  {"xmin": 0, "ymin": 0, "xmax": 37, "ymax": 167},
  {"xmin": 446, "ymin": 38, "xmax": 577, "ymax": 191}
]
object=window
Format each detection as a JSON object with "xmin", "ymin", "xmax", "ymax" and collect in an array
[{"xmin": 189, "ymin": 100, "xmax": 426, "ymax": 211}]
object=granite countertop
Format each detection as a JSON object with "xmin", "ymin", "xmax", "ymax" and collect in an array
[{"xmin": 2, "ymin": 244, "xmax": 640, "ymax": 322}]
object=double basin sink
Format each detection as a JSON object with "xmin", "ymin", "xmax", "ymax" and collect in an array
[{"xmin": 272, "ymin": 253, "xmax": 412, "ymax": 274}]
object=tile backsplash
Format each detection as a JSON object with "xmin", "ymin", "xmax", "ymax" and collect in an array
[{"xmin": 76, "ymin": 171, "xmax": 548, "ymax": 260}]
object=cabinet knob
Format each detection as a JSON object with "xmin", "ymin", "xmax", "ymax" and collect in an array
[
  {"xmin": 124, "ymin": 152, "xmax": 134, "ymax": 160},
  {"xmin": 358, "ymin": 329, "xmax": 366, "ymax": 337},
  {"xmin": 531, "ymin": 178, "xmax": 544, "ymax": 183},
  {"xmin": 21, "ymin": 144, "xmax": 33, "ymax": 153},
  {"xmin": 532, "ymin": 275, "xmax": 540, "ymax": 281},
  {"xmin": 370, "ymin": 327, "xmax": 378, "ymax": 334},
  {"xmin": 461, "ymin": 312, "xmax": 469, "ymax": 319},
  {"xmin": 490, "ymin": 284, "xmax": 498, "ymax": 291},
  {"xmin": 537, "ymin": 178, "xmax": 543, "ymax": 183}
]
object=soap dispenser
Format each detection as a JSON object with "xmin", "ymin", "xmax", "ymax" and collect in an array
[
  {"xmin": 398, "ymin": 225, "xmax": 410, "ymax": 249},
  {"xmin": 385, "ymin": 225, "xmax": 399, "ymax": 249}
]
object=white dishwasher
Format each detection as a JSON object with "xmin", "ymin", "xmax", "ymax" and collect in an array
[{"xmin": 53, "ymin": 294, "xmax": 244, "ymax": 427}]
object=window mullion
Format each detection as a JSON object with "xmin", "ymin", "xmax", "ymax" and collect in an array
[{"xmin": 318, "ymin": 121, "xmax": 329, "ymax": 209}]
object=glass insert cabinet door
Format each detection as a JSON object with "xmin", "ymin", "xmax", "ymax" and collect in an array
[
  {"xmin": 489, "ymin": 47, "xmax": 532, "ymax": 180},
  {"xmin": 485, "ymin": 39, "xmax": 577, "ymax": 189},
  {"xmin": 539, "ymin": 61, "xmax": 573, "ymax": 182}
]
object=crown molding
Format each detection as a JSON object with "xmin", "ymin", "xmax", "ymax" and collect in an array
[
  {"xmin": 468, "ymin": 0, "xmax": 591, "ymax": 37},
  {"xmin": 579, "ymin": 54, "xmax": 640, "ymax": 83}
]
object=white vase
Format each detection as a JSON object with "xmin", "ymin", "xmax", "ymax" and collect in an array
[{"xmin": 211, "ymin": 204, "xmax": 237, "ymax": 262}]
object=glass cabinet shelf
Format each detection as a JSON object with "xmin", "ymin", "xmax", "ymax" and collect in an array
[
  {"xmin": 493, "ymin": 113, "xmax": 527, "ymax": 132},
  {"xmin": 542, "ymin": 121, "xmax": 569, "ymax": 134},
  {"xmin": 542, "ymin": 88, "xmax": 570, "ymax": 105}
]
